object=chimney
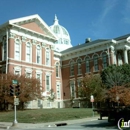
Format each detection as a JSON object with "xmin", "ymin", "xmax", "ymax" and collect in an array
[{"xmin": 85, "ymin": 38, "xmax": 91, "ymax": 43}]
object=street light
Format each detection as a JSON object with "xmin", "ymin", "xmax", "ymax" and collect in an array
[{"xmin": 90, "ymin": 95, "xmax": 94, "ymax": 117}]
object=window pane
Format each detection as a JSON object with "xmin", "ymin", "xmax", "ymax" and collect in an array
[
  {"xmin": 77, "ymin": 59, "xmax": 81, "ymax": 74},
  {"xmin": 46, "ymin": 75, "xmax": 50, "ymax": 91},
  {"xmin": 94, "ymin": 55, "xmax": 98, "ymax": 71},
  {"xmin": 46, "ymin": 51, "xmax": 50, "ymax": 65},
  {"xmin": 37, "ymin": 46, "xmax": 41, "ymax": 64}
]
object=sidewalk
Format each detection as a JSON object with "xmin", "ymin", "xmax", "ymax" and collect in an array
[{"xmin": 0, "ymin": 116, "xmax": 106, "ymax": 129}]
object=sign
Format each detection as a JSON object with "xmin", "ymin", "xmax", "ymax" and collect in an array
[
  {"xmin": 118, "ymin": 118, "xmax": 130, "ymax": 130},
  {"xmin": 90, "ymin": 95, "xmax": 94, "ymax": 102},
  {"xmin": 14, "ymin": 98, "xmax": 19, "ymax": 105},
  {"xmin": 12, "ymin": 80, "xmax": 18, "ymax": 85}
]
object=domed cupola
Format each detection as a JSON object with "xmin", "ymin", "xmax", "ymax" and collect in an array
[{"xmin": 50, "ymin": 15, "xmax": 72, "ymax": 52}]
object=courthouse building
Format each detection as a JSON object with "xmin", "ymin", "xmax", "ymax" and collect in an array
[{"xmin": 0, "ymin": 14, "xmax": 130, "ymax": 108}]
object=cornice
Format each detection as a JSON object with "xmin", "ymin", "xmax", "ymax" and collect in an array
[{"xmin": 9, "ymin": 32, "xmax": 16, "ymax": 39}]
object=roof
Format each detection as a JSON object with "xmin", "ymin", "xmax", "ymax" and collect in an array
[
  {"xmin": 0, "ymin": 14, "xmax": 58, "ymax": 41},
  {"xmin": 61, "ymin": 39, "xmax": 108, "ymax": 54},
  {"xmin": 114, "ymin": 33, "xmax": 130, "ymax": 41}
]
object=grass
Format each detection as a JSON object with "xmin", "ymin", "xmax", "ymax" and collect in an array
[{"xmin": 0, "ymin": 108, "xmax": 99, "ymax": 123}]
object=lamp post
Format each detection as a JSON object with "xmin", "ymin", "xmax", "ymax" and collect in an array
[
  {"xmin": 12, "ymin": 80, "xmax": 18, "ymax": 126},
  {"xmin": 90, "ymin": 95, "xmax": 94, "ymax": 117}
]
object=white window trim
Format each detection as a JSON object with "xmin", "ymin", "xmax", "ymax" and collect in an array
[
  {"xmin": 45, "ymin": 72, "xmax": 51, "ymax": 92},
  {"xmin": 26, "ymin": 41, "xmax": 32, "ymax": 63},
  {"xmin": 102, "ymin": 53, "xmax": 108, "ymax": 68},
  {"xmin": 36, "ymin": 70, "xmax": 42, "ymax": 84},
  {"xmin": 14, "ymin": 38, "xmax": 21, "ymax": 61},
  {"xmin": 70, "ymin": 61, "xmax": 74, "ymax": 76},
  {"xmin": 93, "ymin": 55, "xmax": 99, "ymax": 72},
  {"xmin": 77, "ymin": 59, "xmax": 82, "ymax": 75},
  {"xmin": 85, "ymin": 57, "xmax": 90, "ymax": 73},
  {"xmin": 55, "ymin": 62, "xmax": 60, "ymax": 78},
  {"xmin": 56, "ymin": 82, "xmax": 61, "ymax": 99},
  {"xmin": 36, "ymin": 44, "xmax": 41, "ymax": 64},
  {"xmin": 25, "ymin": 68, "xmax": 32, "ymax": 78},
  {"xmin": 70, "ymin": 80, "xmax": 76, "ymax": 98},
  {"xmin": 45, "ymin": 48, "xmax": 51, "ymax": 66},
  {"xmin": 14, "ymin": 66, "xmax": 21, "ymax": 75}
]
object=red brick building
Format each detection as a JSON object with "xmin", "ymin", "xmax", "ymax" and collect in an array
[{"xmin": 0, "ymin": 14, "xmax": 130, "ymax": 108}]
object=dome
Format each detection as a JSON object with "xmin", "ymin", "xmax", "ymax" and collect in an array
[{"xmin": 50, "ymin": 15, "xmax": 72, "ymax": 52}]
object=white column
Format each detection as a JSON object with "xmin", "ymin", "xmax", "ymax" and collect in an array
[
  {"xmin": 124, "ymin": 46, "xmax": 128, "ymax": 64},
  {"xmin": 110, "ymin": 46, "xmax": 117, "ymax": 64}
]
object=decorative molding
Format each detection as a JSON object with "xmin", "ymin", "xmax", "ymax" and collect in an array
[
  {"xmin": 36, "ymin": 70, "xmax": 42, "ymax": 74},
  {"xmin": 25, "ymin": 68, "xmax": 32, "ymax": 73},
  {"xmin": 22, "ymin": 36, "xmax": 27, "ymax": 42},
  {"xmin": 45, "ymin": 72, "xmax": 52, "ymax": 76},
  {"xmin": 51, "ymin": 45, "xmax": 55, "ymax": 50},
  {"xmin": 32, "ymin": 39, "xmax": 37, "ymax": 45},
  {"xmin": 14, "ymin": 66, "xmax": 21, "ymax": 71},
  {"xmin": 110, "ymin": 46, "xmax": 114, "ymax": 52},
  {"xmin": 42, "ymin": 42, "xmax": 46, "ymax": 47},
  {"xmin": 9, "ymin": 32, "xmax": 16, "ymax": 39}
]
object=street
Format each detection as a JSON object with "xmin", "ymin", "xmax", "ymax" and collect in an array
[{"xmin": 16, "ymin": 119, "xmax": 119, "ymax": 130}]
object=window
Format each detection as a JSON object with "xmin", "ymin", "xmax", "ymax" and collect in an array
[
  {"xmin": 46, "ymin": 75, "xmax": 50, "ymax": 91},
  {"xmin": 26, "ymin": 73, "xmax": 31, "ymax": 78},
  {"xmin": 46, "ymin": 48, "xmax": 50, "ymax": 66},
  {"xmin": 56, "ymin": 83, "xmax": 60, "ymax": 99},
  {"xmin": 15, "ymin": 39, "xmax": 21, "ymax": 60},
  {"xmin": 15, "ymin": 71, "xmax": 20, "ymax": 75},
  {"xmin": 70, "ymin": 61, "xmax": 74, "ymax": 76},
  {"xmin": 26, "ymin": 42, "xmax": 31, "ymax": 62},
  {"xmin": 70, "ymin": 81, "xmax": 75, "ymax": 98},
  {"xmin": 86, "ymin": 57, "xmax": 90, "ymax": 73},
  {"xmin": 14, "ymin": 66, "xmax": 21, "ymax": 75},
  {"xmin": 36, "ymin": 45, "xmax": 41, "ymax": 64},
  {"xmin": 3, "ymin": 41, "xmax": 6, "ymax": 61},
  {"xmin": 37, "ymin": 74, "xmax": 41, "ymax": 80},
  {"xmin": 93, "ymin": 55, "xmax": 98, "ymax": 71},
  {"xmin": 77, "ymin": 79, "xmax": 81, "ymax": 87},
  {"xmin": 77, "ymin": 59, "xmax": 82, "ymax": 74},
  {"xmin": 56, "ymin": 62, "xmax": 59, "ymax": 77},
  {"xmin": 102, "ymin": 53, "xmax": 108, "ymax": 68}
]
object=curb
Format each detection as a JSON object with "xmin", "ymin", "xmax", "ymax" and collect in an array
[{"xmin": 0, "ymin": 126, "xmax": 10, "ymax": 129}]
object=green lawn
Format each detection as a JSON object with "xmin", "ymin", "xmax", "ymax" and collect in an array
[{"xmin": 0, "ymin": 108, "xmax": 98, "ymax": 123}]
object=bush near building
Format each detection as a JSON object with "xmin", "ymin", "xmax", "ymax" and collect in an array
[{"xmin": 0, "ymin": 73, "xmax": 43, "ymax": 111}]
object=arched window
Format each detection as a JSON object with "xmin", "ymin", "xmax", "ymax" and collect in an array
[
  {"xmin": 56, "ymin": 62, "xmax": 60, "ymax": 77},
  {"xmin": 102, "ymin": 52, "xmax": 108, "ymax": 68},
  {"xmin": 85, "ymin": 57, "xmax": 90, "ymax": 73},
  {"xmin": 36, "ymin": 45, "xmax": 41, "ymax": 64},
  {"xmin": 26, "ymin": 42, "xmax": 31, "ymax": 62},
  {"xmin": 46, "ymin": 48, "xmax": 50, "ymax": 66},
  {"xmin": 70, "ymin": 61, "xmax": 74, "ymax": 76},
  {"xmin": 70, "ymin": 80, "xmax": 75, "ymax": 98},
  {"xmin": 15, "ymin": 39, "xmax": 21, "ymax": 60},
  {"xmin": 77, "ymin": 59, "xmax": 82, "ymax": 74},
  {"xmin": 93, "ymin": 55, "xmax": 98, "ymax": 71}
]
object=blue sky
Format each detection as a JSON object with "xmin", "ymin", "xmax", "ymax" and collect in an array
[{"xmin": 0, "ymin": 0, "xmax": 130, "ymax": 46}]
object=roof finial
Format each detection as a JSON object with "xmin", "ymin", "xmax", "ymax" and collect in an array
[{"xmin": 54, "ymin": 14, "xmax": 59, "ymax": 25}]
